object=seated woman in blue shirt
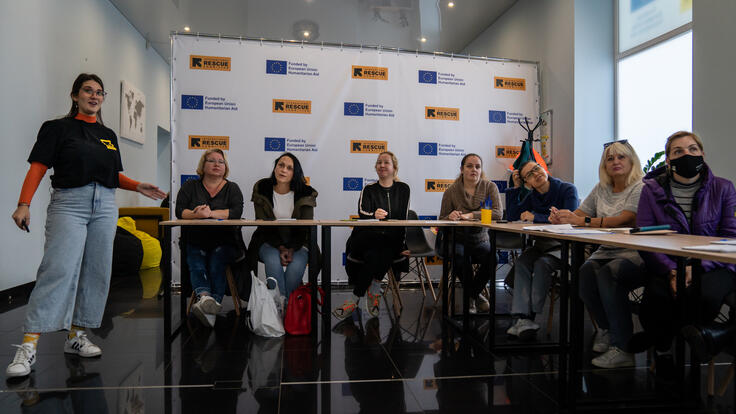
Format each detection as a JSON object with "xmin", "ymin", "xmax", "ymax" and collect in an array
[{"xmin": 505, "ymin": 161, "xmax": 578, "ymax": 340}]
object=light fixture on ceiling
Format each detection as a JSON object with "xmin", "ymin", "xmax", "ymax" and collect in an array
[
  {"xmin": 448, "ymin": 1, "xmax": 455, "ymax": 8},
  {"xmin": 184, "ymin": 26, "xmax": 191, "ymax": 32},
  {"xmin": 293, "ymin": 20, "xmax": 319, "ymax": 41},
  {"xmin": 420, "ymin": 37, "xmax": 427, "ymax": 43}
]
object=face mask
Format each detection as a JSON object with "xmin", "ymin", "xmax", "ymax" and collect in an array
[{"xmin": 670, "ymin": 154, "xmax": 704, "ymax": 179}]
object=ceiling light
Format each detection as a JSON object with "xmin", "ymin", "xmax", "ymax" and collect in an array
[
  {"xmin": 303, "ymin": 31, "xmax": 310, "ymax": 37},
  {"xmin": 420, "ymin": 37, "xmax": 427, "ymax": 43},
  {"xmin": 448, "ymin": 1, "xmax": 455, "ymax": 7},
  {"xmin": 184, "ymin": 26, "xmax": 191, "ymax": 32},
  {"xmin": 292, "ymin": 19, "xmax": 319, "ymax": 41}
]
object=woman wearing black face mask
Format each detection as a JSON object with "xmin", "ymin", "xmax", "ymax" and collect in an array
[{"xmin": 630, "ymin": 131, "xmax": 736, "ymax": 368}]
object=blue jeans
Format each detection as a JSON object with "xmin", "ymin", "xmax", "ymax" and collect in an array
[
  {"xmin": 186, "ymin": 243, "xmax": 239, "ymax": 303},
  {"xmin": 579, "ymin": 258, "xmax": 644, "ymax": 350},
  {"xmin": 24, "ymin": 183, "xmax": 118, "ymax": 332},
  {"xmin": 511, "ymin": 247, "xmax": 561, "ymax": 318},
  {"xmin": 259, "ymin": 243, "xmax": 308, "ymax": 299}
]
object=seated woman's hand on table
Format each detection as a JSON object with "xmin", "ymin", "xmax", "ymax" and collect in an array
[
  {"xmin": 374, "ymin": 208, "xmax": 388, "ymax": 220},
  {"xmin": 448, "ymin": 210, "xmax": 473, "ymax": 221},
  {"xmin": 192, "ymin": 204, "xmax": 212, "ymax": 219},
  {"xmin": 549, "ymin": 208, "xmax": 583, "ymax": 225},
  {"xmin": 520, "ymin": 211, "xmax": 535, "ymax": 222}
]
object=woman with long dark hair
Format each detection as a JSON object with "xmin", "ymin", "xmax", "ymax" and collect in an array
[
  {"xmin": 7, "ymin": 73, "xmax": 165, "ymax": 378},
  {"xmin": 248, "ymin": 153, "xmax": 318, "ymax": 311}
]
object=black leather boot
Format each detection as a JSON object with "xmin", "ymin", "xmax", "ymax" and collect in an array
[{"xmin": 682, "ymin": 323, "xmax": 736, "ymax": 361}]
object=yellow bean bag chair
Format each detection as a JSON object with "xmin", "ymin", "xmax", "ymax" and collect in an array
[{"xmin": 117, "ymin": 217, "xmax": 162, "ymax": 270}]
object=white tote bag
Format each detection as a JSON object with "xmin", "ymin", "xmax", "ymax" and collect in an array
[{"xmin": 246, "ymin": 273, "xmax": 285, "ymax": 337}]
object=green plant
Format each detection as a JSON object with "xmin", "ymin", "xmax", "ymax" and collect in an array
[{"xmin": 643, "ymin": 151, "xmax": 665, "ymax": 173}]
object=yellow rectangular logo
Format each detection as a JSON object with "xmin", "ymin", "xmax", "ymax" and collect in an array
[
  {"xmin": 425, "ymin": 179, "xmax": 454, "ymax": 192},
  {"xmin": 425, "ymin": 107, "xmax": 459, "ymax": 121},
  {"xmin": 350, "ymin": 140, "xmax": 388, "ymax": 153},
  {"xmin": 188, "ymin": 135, "xmax": 230, "ymax": 150},
  {"xmin": 495, "ymin": 145, "xmax": 521, "ymax": 159},
  {"xmin": 494, "ymin": 76, "xmax": 526, "ymax": 90},
  {"xmin": 189, "ymin": 55, "xmax": 231, "ymax": 71},
  {"xmin": 352, "ymin": 65, "xmax": 389, "ymax": 80},
  {"xmin": 273, "ymin": 99, "xmax": 312, "ymax": 114},
  {"xmin": 425, "ymin": 256, "xmax": 443, "ymax": 266}
]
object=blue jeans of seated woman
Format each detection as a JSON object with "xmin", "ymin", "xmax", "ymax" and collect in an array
[
  {"xmin": 24, "ymin": 183, "xmax": 118, "ymax": 332},
  {"xmin": 511, "ymin": 247, "xmax": 561, "ymax": 318},
  {"xmin": 186, "ymin": 243, "xmax": 239, "ymax": 303},
  {"xmin": 259, "ymin": 243, "xmax": 308, "ymax": 300},
  {"xmin": 578, "ymin": 258, "xmax": 644, "ymax": 351}
]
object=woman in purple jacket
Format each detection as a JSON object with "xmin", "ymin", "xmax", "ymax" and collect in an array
[{"xmin": 632, "ymin": 131, "xmax": 736, "ymax": 364}]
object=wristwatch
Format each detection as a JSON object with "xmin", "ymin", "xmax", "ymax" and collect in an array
[{"xmin": 584, "ymin": 216, "xmax": 591, "ymax": 227}]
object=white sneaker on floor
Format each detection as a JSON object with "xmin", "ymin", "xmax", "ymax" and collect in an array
[
  {"xmin": 506, "ymin": 319, "xmax": 522, "ymax": 336},
  {"xmin": 6, "ymin": 343, "xmax": 36, "ymax": 378},
  {"xmin": 475, "ymin": 294, "xmax": 490, "ymax": 313},
  {"xmin": 592, "ymin": 329, "xmax": 610, "ymax": 353},
  {"xmin": 198, "ymin": 295, "xmax": 222, "ymax": 314},
  {"xmin": 591, "ymin": 346, "xmax": 634, "ymax": 369},
  {"xmin": 516, "ymin": 319, "xmax": 540, "ymax": 340},
  {"xmin": 191, "ymin": 298, "xmax": 215, "ymax": 328},
  {"xmin": 468, "ymin": 299, "xmax": 477, "ymax": 314},
  {"xmin": 64, "ymin": 332, "xmax": 102, "ymax": 357}
]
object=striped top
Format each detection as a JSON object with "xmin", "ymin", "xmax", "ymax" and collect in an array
[{"xmin": 670, "ymin": 177, "xmax": 702, "ymax": 222}]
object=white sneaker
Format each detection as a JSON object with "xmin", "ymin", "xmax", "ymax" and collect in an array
[
  {"xmin": 6, "ymin": 343, "xmax": 36, "ymax": 377},
  {"xmin": 468, "ymin": 299, "xmax": 477, "ymax": 314},
  {"xmin": 191, "ymin": 297, "xmax": 215, "ymax": 328},
  {"xmin": 591, "ymin": 346, "xmax": 635, "ymax": 369},
  {"xmin": 516, "ymin": 319, "xmax": 540, "ymax": 340},
  {"xmin": 475, "ymin": 294, "xmax": 490, "ymax": 313},
  {"xmin": 64, "ymin": 332, "xmax": 101, "ymax": 357},
  {"xmin": 506, "ymin": 319, "xmax": 522, "ymax": 336},
  {"xmin": 198, "ymin": 295, "xmax": 222, "ymax": 314},
  {"xmin": 592, "ymin": 329, "xmax": 610, "ymax": 353}
]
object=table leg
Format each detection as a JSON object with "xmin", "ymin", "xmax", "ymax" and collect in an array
[
  {"xmin": 488, "ymin": 229, "xmax": 497, "ymax": 348},
  {"xmin": 321, "ymin": 226, "xmax": 332, "ymax": 325},
  {"xmin": 566, "ymin": 241, "xmax": 584, "ymax": 410},
  {"xmin": 462, "ymin": 227, "xmax": 471, "ymax": 332},
  {"xmin": 442, "ymin": 229, "xmax": 450, "ymax": 318},
  {"xmin": 162, "ymin": 224, "xmax": 172, "ymax": 339},
  {"xmin": 676, "ymin": 256, "xmax": 687, "ymax": 388},
  {"xmin": 309, "ymin": 225, "xmax": 319, "ymax": 336}
]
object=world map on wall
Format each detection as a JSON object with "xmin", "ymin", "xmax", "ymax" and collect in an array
[
  {"xmin": 120, "ymin": 80, "xmax": 146, "ymax": 143},
  {"xmin": 125, "ymin": 90, "xmax": 145, "ymax": 134}
]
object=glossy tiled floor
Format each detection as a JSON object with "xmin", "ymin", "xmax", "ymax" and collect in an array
[{"xmin": 1, "ymin": 269, "xmax": 735, "ymax": 413}]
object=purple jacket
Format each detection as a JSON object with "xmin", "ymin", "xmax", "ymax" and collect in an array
[{"xmin": 637, "ymin": 164, "xmax": 736, "ymax": 274}]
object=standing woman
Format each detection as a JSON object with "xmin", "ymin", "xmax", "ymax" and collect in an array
[
  {"xmin": 334, "ymin": 151, "xmax": 410, "ymax": 319},
  {"xmin": 7, "ymin": 74, "xmax": 165, "ymax": 378},
  {"xmin": 438, "ymin": 153, "xmax": 502, "ymax": 312},
  {"xmin": 248, "ymin": 153, "xmax": 318, "ymax": 309},
  {"xmin": 175, "ymin": 149, "xmax": 244, "ymax": 328},
  {"xmin": 550, "ymin": 141, "xmax": 645, "ymax": 368}
]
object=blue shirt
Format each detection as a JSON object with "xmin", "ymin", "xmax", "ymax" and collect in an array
[{"xmin": 506, "ymin": 176, "xmax": 579, "ymax": 222}]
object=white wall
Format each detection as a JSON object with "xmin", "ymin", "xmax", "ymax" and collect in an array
[
  {"xmin": 0, "ymin": 0, "xmax": 170, "ymax": 291},
  {"xmin": 464, "ymin": 0, "xmax": 575, "ymax": 184},
  {"xmin": 693, "ymin": 1, "xmax": 736, "ymax": 184}
]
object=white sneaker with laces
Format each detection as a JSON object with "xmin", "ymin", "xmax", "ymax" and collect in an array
[
  {"xmin": 6, "ymin": 343, "xmax": 36, "ymax": 377},
  {"xmin": 591, "ymin": 346, "xmax": 634, "ymax": 368},
  {"xmin": 468, "ymin": 299, "xmax": 477, "ymax": 314},
  {"xmin": 64, "ymin": 332, "xmax": 101, "ymax": 357},
  {"xmin": 506, "ymin": 319, "xmax": 522, "ymax": 336},
  {"xmin": 592, "ymin": 329, "xmax": 610, "ymax": 353},
  {"xmin": 198, "ymin": 295, "xmax": 222, "ymax": 315},
  {"xmin": 191, "ymin": 297, "xmax": 215, "ymax": 328},
  {"xmin": 516, "ymin": 319, "xmax": 540, "ymax": 340}
]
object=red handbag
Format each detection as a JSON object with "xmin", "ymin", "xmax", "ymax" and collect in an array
[{"xmin": 284, "ymin": 283, "xmax": 324, "ymax": 335}]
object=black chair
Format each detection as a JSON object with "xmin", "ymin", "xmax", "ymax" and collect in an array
[{"xmin": 404, "ymin": 210, "xmax": 438, "ymax": 300}]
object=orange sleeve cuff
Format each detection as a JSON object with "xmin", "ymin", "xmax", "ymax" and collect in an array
[
  {"xmin": 118, "ymin": 173, "xmax": 140, "ymax": 192},
  {"xmin": 18, "ymin": 162, "xmax": 48, "ymax": 205}
]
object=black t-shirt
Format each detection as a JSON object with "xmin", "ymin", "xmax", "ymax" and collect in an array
[
  {"xmin": 28, "ymin": 117, "xmax": 124, "ymax": 188},
  {"xmin": 175, "ymin": 178, "xmax": 245, "ymax": 250}
]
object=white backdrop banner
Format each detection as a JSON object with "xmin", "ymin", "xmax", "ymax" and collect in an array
[{"xmin": 170, "ymin": 34, "xmax": 539, "ymax": 283}]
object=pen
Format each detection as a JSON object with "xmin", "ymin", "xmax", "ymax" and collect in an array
[
  {"xmin": 21, "ymin": 219, "xmax": 30, "ymax": 233},
  {"xmin": 630, "ymin": 224, "xmax": 671, "ymax": 233}
]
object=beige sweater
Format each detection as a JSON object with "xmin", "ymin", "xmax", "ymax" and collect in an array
[{"xmin": 439, "ymin": 177, "xmax": 502, "ymax": 244}]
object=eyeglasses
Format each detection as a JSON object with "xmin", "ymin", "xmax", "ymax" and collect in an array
[
  {"xmin": 80, "ymin": 87, "xmax": 107, "ymax": 97},
  {"xmin": 603, "ymin": 139, "xmax": 628, "ymax": 149},
  {"xmin": 205, "ymin": 159, "xmax": 226, "ymax": 165},
  {"xmin": 522, "ymin": 164, "xmax": 542, "ymax": 181}
]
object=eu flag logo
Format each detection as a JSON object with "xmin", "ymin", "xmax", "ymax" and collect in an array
[
  {"xmin": 344, "ymin": 102, "xmax": 364, "ymax": 116},
  {"xmin": 418, "ymin": 142, "xmax": 438, "ymax": 156},
  {"xmin": 264, "ymin": 137, "xmax": 286, "ymax": 152},
  {"xmin": 266, "ymin": 60, "xmax": 287, "ymax": 74},
  {"xmin": 489, "ymin": 110, "xmax": 506, "ymax": 124},
  {"xmin": 180, "ymin": 174, "xmax": 199, "ymax": 184},
  {"xmin": 343, "ymin": 177, "xmax": 364, "ymax": 191},
  {"xmin": 181, "ymin": 95, "xmax": 204, "ymax": 110},
  {"xmin": 418, "ymin": 70, "xmax": 437, "ymax": 84}
]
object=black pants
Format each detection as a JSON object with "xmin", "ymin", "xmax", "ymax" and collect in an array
[
  {"xmin": 639, "ymin": 267, "xmax": 736, "ymax": 350},
  {"xmin": 346, "ymin": 231, "xmax": 402, "ymax": 297}
]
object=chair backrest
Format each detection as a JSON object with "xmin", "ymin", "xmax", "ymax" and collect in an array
[{"xmin": 405, "ymin": 210, "xmax": 434, "ymax": 254}]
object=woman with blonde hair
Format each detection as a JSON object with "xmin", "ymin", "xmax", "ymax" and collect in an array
[
  {"xmin": 175, "ymin": 148, "xmax": 244, "ymax": 328},
  {"xmin": 551, "ymin": 140, "xmax": 645, "ymax": 368}
]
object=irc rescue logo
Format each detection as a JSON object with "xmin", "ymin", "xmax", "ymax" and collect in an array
[
  {"xmin": 425, "ymin": 179, "xmax": 454, "ymax": 192},
  {"xmin": 350, "ymin": 140, "xmax": 387, "ymax": 154},
  {"xmin": 494, "ymin": 76, "xmax": 526, "ymax": 90},
  {"xmin": 188, "ymin": 135, "xmax": 230, "ymax": 150},
  {"xmin": 495, "ymin": 146, "xmax": 521, "ymax": 159},
  {"xmin": 272, "ymin": 99, "xmax": 311, "ymax": 114},
  {"xmin": 100, "ymin": 139, "xmax": 117, "ymax": 150},
  {"xmin": 189, "ymin": 55, "xmax": 231, "ymax": 71},
  {"xmin": 352, "ymin": 65, "xmax": 388, "ymax": 80},
  {"xmin": 425, "ymin": 107, "xmax": 459, "ymax": 121}
]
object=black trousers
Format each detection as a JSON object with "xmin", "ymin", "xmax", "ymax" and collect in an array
[{"xmin": 345, "ymin": 231, "xmax": 403, "ymax": 297}]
